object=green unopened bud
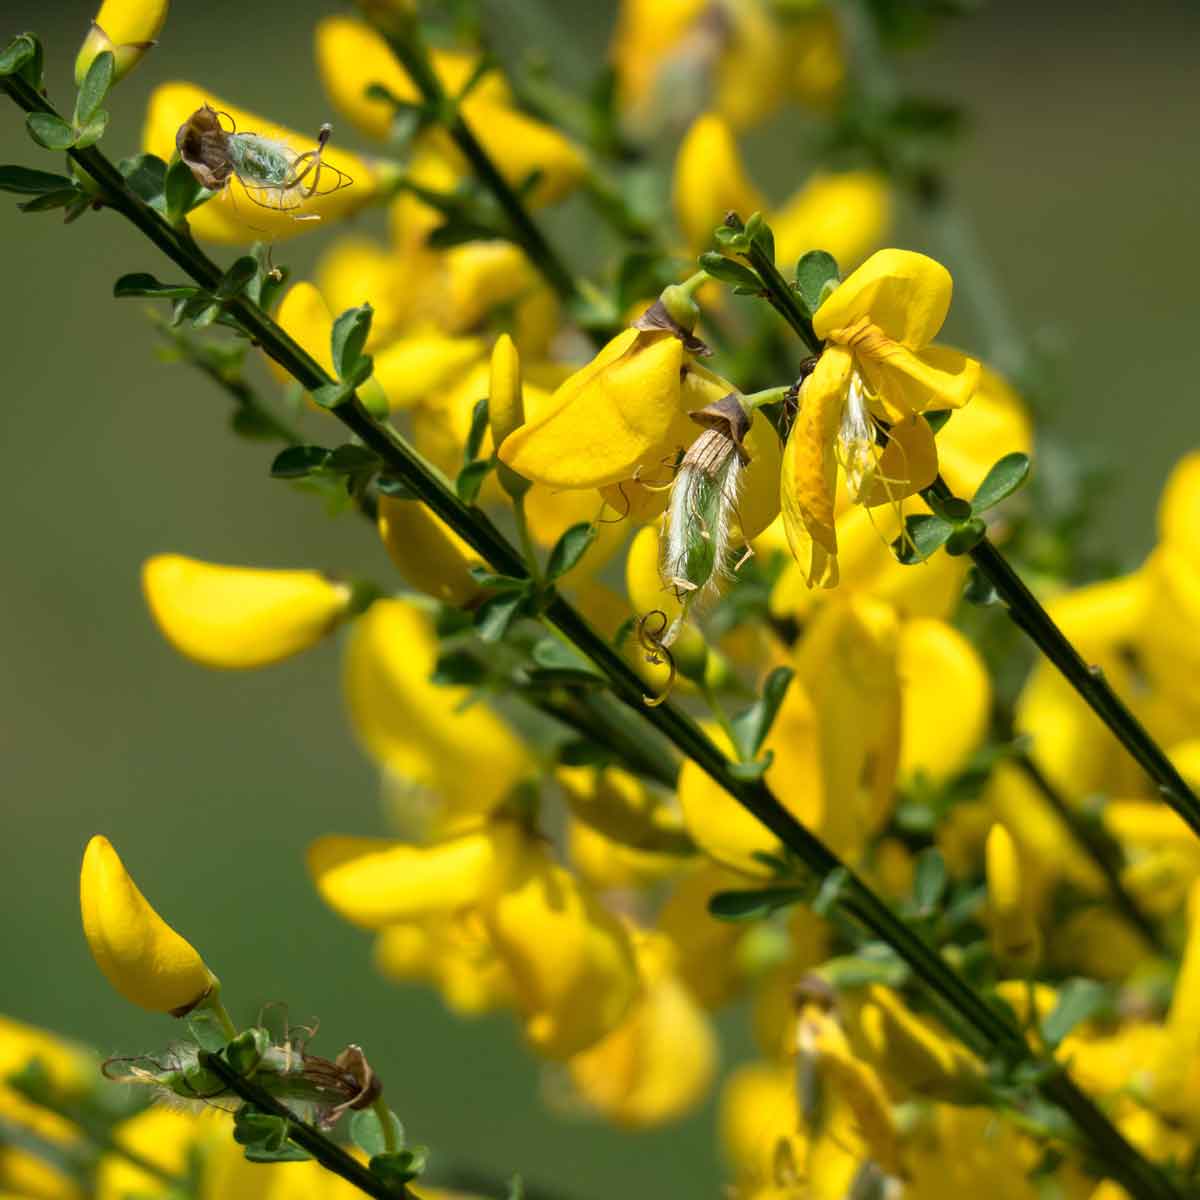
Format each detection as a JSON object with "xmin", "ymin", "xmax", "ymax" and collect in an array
[
  {"xmin": 673, "ymin": 624, "xmax": 710, "ymax": 684},
  {"xmin": 659, "ymin": 283, "xmax": 700, "ymax": 335}
]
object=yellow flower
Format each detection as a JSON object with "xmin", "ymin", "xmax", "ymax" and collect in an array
[
  {"xmin": 557, "ymin": 764, "xmax": 691, "ymax": 856},
  {"xmin": 80, "ymin": 835, "xmax": 214, "ymax": 1014},
  {"xmin": 76, "ymin": 0, "xmax": 168, "ymax": 84},
  {"xmin": 898, "ymin": 618, "xmax": 991, "ymax": 784},
  {"xmin": 568, "ymin": 819, "xmax": 688, "ymax": 891},
  {"xmin": 142, "ymin": 83, "xmax": 379, "ymax": 243},
  {"xmin": 481, "ymin": 840, "xmax": 641, "ymax": 1059},
  {"xmin": 308, "ymin": 821, "xmax": 523, "ymax": 929},
  {"xmin": 781, "ymin": 249, "xmax": 981, "ymax": 587},
  {"xmin": 315, "ymin": 17, "xmax": 586, "ymax": 207},
  {"xmin": 566, "ymin": 933, "xmax": 716, "ymax": 1128},
  {"xmin": 343, "ymin": 599, "xmax": 529, "ymax": 824},
  {"xmin": 985, "ymin": 823, "xmax": 1042, "ymax": 973},
  {"xmin": 376, "ymin": 494, "xmax": 484, "ymax": 606},
  {"xmin": 141, "ymin": 554, "xmax": 351, "ymax": 670},
  {"xmin": 673, "ymin": 113, "xmax": 767, "ymax": 253}
]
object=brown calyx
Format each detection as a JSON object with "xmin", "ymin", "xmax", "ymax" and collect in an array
[
  {"xmin": 176, "ymin": 105, "xmax": 234, "ymax": 191},
  {"xmin": 689, "ymin": 392, "xmax": 751, "ymax": 464},
  {"xmin": 632, "ymin": 299, "xmax": 712, "ymax": 357}
]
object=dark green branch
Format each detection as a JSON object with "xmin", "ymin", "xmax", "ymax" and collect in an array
[
  {"xmin": 199, "ymin": 1053, "xmax": 407, "ymax": 1200},
  {"xmin": 1, "ymin": 72, "xmax": 1185, "ymax": 1200}
]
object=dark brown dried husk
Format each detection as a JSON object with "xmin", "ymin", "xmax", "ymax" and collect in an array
[{"xmin": 176, "ymin": 105, "xmax": 234, "ymax": 191}]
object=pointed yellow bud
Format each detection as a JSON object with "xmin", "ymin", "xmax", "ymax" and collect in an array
[
  {"xmin": 76, "ymin": 0, "xmax": 168, "ymax": 85},
  {"xmin": 985, "ymin": 823, "xmax": 1042, "ymax": 972},
  {"xmin": 489, "ymin": 334, "xmax": 530, "ymax": 499},
  {"xmin": 80, "ymin": 836, "xmax": 213, "ymax": 1014},
  {"xmin": 377, "ymin": 494, "xmax": 484, "ymax": 606},
  {"xmin": 142, "ymin": 555, "xmax": 351, "ymax": 670},
  {"xmin": 482, "ymin": 842, "xmax": 640, "ymax": 1059},
  {"xmin": 673, "ymin": 113, "xmax": 767, "ymax": 253},
  {"xmin": 308, "ymin": 823, "xmax": 523, "ymax": 929}
]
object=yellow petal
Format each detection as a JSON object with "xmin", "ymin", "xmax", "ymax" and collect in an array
[
  {"xmin": 855, "ymin": 413, "xmax": 939, "ymax": 507},
  {"xmin": 626, "ymin": 522, "xmax": 684, "ymax": 628},
  {"xmin": 317, "ymin": 237, "xmax": 408, "ymax": 349},
  {"xmin": 376, "ymin": 494, "xmax": 484, "ymax": 606},
  {"xmin": 780, "ymin": 347, "xmax": 851, "ymax": 587},
  {"xmin": 315, "ymin": 17, "xmax": 507, "ymax": 141},
  {"xmin": 343, "ymin": 599, "xmax": 529, "ymax": 820},
  {"xmin": 712, "ymin": 0, "xmax": 790, "ymax": 129},
  {"xmin": 371, "ymin": 332, "xmax": 485, "ymax": 411},
  {"xmin": 985, "ymin": 824, "xmax": 1041, "ymax": 971},
  {"xmin": 673, "ymin": 113, "xmax": 767, "ymax": 252},
  {"xmin": 718, "ymin": 1060, "xmax": 800, "ymax": 1185},
  {"xmin": 567, "ymin": 934, "xmax": 716, "ymax": 1128},
  {"xmin": 77, "ymin": 0, "xmax": 168, "ymax": 84},
  {"xmin": 932, "ymin": 357, "xmax": 1033, "ymax": 497},
  {"xmin": 97, "ymin": 1108, "xmax": 216, "ymax": 1200},
  {"xmin": 898, "ymin": 619, "xmax": 990, "ymax": 783},
  {"xmin": 142, "ymin": 555, "xmax": 350, "ymax": 670},
  {"xmin": 779, "ymin": 10, "xmax": 845, "ymax": 110},
  {"xmin": 738, "ymin": 411, "xmax": 783, "ymax": 541},
  {"xmin": 488, "ymin": 333, "xmax": 524, "ymax": 448},
  {"xmin": 142, "ymin": 83, "xmax": 377, "ymax": 244},
  {"xmin": 568, "ymin": 819, "xmax": 687, "ymax": 891},
  {"xmin": 482, "ymin": 842, "xmax": 641, "ymax": 1059},
  {"xmin": 609, "ymin": 0, "xmax": 706, "ymax": 128},
  {"xmin": 307, "ymin": 824, "xmax": 521, "ymax": 929},
  {"xmin": 813, "ymin": 248, "xmax": 954, "ymax": 350},
  {"xmin": 557, "ymin": 764, "xmax": 690, "ymax": 855},
  {"xmin": 80, "ymin": 836, "xmax": 213, "ymax": 1014},
  {"xmin": 499, "ymin": 331, "xmax": 684, "ymax": 488},
  {"xmin": 270, "ymin": 281, "xmax": 335, "ymax": 384},
  {"xmin": 860, "ymin": 343, "xmax": 980, "ymax": 417},
  {"xmin": 772, "ymin": 172, "xmax": 890, "ymax": 274},
  {"xmin": 1159, "ymin": 450, "xmax": 1200, "ymax": 559}
]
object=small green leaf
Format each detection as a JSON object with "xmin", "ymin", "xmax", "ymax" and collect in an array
[
  {"xmin": 475, "ymin": 589, "xmax": 527, "ymax": 642},
  {"xmin": 944, "ymin": 516, "xmax": 987, "ymax": 556},
  {"xmin": 1041, "ymin": 978, "xmax": 1111, "ymax": 1049},
  {"xmin": 349, "ymin": 1106, "xmax": 405, "ymax": 1159},
  {"xmin": 731, "ymin": 666, "xmax": 794, "ymax": 760},
  {"xmin": 17, "ymin": 188, "xmax": 81, "ymax": 213},
  {"xmin": 187, "ymin": 1008, "xmax": 232, "ymax": 1052},
  {"xmin": 743, "ymin": 211, "xmax": 774, "ymax": 263},
  {"xmin": 119, "ymin": 153, "xmax": 167, "ymax": 205},
  {"xmin": 270, "ymin": 445, "xmax": 331, "ymax": 478},
  {"xmin": 708, "ymin": 885, "xmax": 807, "ymax": 922},
  {"xmin": 529, "ymin": 637, "xmax": 603, "ymax": 683},
  {"xmin": 468, "ymin": 566, "xmax": 527, "ymax": 591},
  {"xmin": 912, "ymin": 847, "xmax": 946, "ymax": 911},
  {"xmin": 456, "ymin": 458, "xmax": 493, "ymax": 504},
  {"xmin": 0, "ymin": 34, "xmax": 37, "ymax": 79},
  {"xmin": 793, "ymin": 250, "xmax": 839, "ymax": 314},
  {"xmin": 963, "ymin": 565, "xmax": 998, "ymax": 606},
  {"xmin": 971, "ymin": 451, "xmax": 1031, "ymax": 513},
  {"xmin": 164, "ymin": 156, "xmax": 205, "ymax": 221},
  {"xmin": 224, "ymin": 1028, "xmax": 269, "ymax": 1076},
  {"xmin": 820, "ymin": 954, "xmax": 910, "ymax": 990},
  {"xmin": 327, "ymin": 444, "xmax": 380, "ymax": 474},
  {"xmin": 331, "ymin": 303, "xmax": 374, "ymax": 381},
  {"xmin": 0, "ymin": 166, "xmax": 74, "ymax": 195},
  {"xmin": 215, "ymin": 256, "xmax": 258, "ymax": 300},
  {"xmin": 71, "ymin": 108, "xmax": 109, "ymax": 149},
  {"xmin": 698, "ymin": 251, "xmax": 762, "ymax": 292},
  {"xmin": 714, "ymin": 223, "xmax": 750, "ymax": 253},
  {"xmin": 925, "ymin": 409, "xmax": 953, "ymax": 435},
  {"xmin": 892, "ymin": 513, "xmax": 952, "ymax": 564},
  {"xmin": 464, "ymin": 396, "xmax": 489, "ymax": 464},
  {"xmin": 26, "ymin": 113, "xmax": 75, "ymax": 151},
  {"xmin": 233, "ymin": 1108, "xmax": 309, "ymax": 1162},
  {"xmin": 113, "ymin": 272, "xmax": 199, "ymax": 300},
  {"xmin": 371, "ymin": 1149, "xmax": 427, "ymax": 1185},
  {"xmin": 545, "ymin": 522, "xmax": 597, "ymax": 581},
  {"xmin": 74, "ymin": 51, "xmax": 114, "ymax": 126},
  {"xmin": 311, "ymin": 382, "xmax": 352, "ymax": 409},
  {"xmin": 244, "ymin": 1143, "xmax": 311, "ymax": 1164},
  {"xmin": 506, "ymin": 1174, "xmax": 525, "ymax": 1200},
  {"xmin": 432, "ymin": 648, "xmax": 488, "ymax": 687},
  {"xmin": 812, "ymin": 866, "xmax": 852, "ymax": 916},
  {"xmin": 377, "ymin": 474, "xmax": 416, "ymax": 499},
  {"xmin": 926, "ymin": 492, "xmax": 973, "ymax": 522}
]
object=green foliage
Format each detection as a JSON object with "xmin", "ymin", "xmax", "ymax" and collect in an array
[
  {"xmin": 545, "ymin": 522, "xmax": 597, "ymax": 581},
  {"xmin": 708, "ymin": 884, "xmax": 809, "ymax": 922},
  {"xmin": 972, "ymin": 452, "xmax": 1032, "ymax": 512},
  {"xmin": 730, "ymin": 666, "xmax": 794, "ymax": 761},
  {"xmin": 793, "ymin": 250, "xmax": 840, "ymax": 315},
  {"xmin": 233, "ymin": 1107, "xmax": 312, "ymax": 1164},
  {"xmin": 349, "ymin": 1107, "xmax": 406, "ymax": 1159}
]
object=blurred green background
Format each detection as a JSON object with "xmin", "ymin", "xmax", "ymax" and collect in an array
[{"xmin": 1, "ymin": 1, "xmax": 1198, "ymax": 1196}]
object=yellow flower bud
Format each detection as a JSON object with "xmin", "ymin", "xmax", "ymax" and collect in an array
[
  {"xmin": 343, "ymin": 600, "xmax": 529, "ymax": 821},
  {"xmin": 141, "ymin": 555, "xmax": 351, "ymax": 670},
  {"xmin": 566, "ymin": 934, "xmax": 716, "ymax": 1128},
  {"xmin": 772, "ymin": 172, "xmax": 890, "ymax": 275},
  {"xmin": 80, "ymin": 836, "xmax": 214, "ymax": 1014},
  {"xmin": 482, "ymin": 842, "xmax": 640, "ymax": 1059},
  {"xmin": 673, "ymin": 113, "xmax": 767, "ymax": 253},
  {"xmin": 377, "ymin": 494, "xmax": 484, "ymax": 606},
  {"xmin": 488, "ymin": 333, "xmax": 530, "ymax": 500},
  {"xmin": 76, "ymin": 0, "xmax": 168, "ymax": 85},
  {"xmin": 308, "ymin": 823, "xmax": 523, "ymax": 929},
  {"xmin": 985, "ymin": 823, "xmax": 1042, "ymax": 973}
]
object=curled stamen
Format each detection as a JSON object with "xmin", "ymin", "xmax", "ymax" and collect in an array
[{"xmin": 637, "ymin": 610, "xmax": 678, "ymax": 707}]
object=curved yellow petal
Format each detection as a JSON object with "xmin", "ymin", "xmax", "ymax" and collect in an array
[
  {"xmin": 142, "ymin": 83, "xmax": 377, "ymax": 244},
  {"xmin": 813, "ymin": 248, "xmax": 953, "ymax": 350},
  {"xmin": 626, "ymin": 522, "xmax": 684, "ymax": 628},
  {"xmin": 376, "ymin": 494, "xmax": 484, "ymax": 606},
  {"xmin": 673, "ymin": 113, "xmax": 767, "ymax": 253},
  {"xmin": 482, "ymin": 843, "xmax": 641, "ymax": 1059},
  {"xmin": 371, "ymin": 331, "xmax": 485, "ymax": 411},
  {"xmin": 737, "ymin": 411, "xmax": 783, "ymax": 541},
  {"xmin": 780, "ymin": 347, "xmax": 851, "ymax": 587},
  {"xmin": 270, "ymin": 281, "xmax": 335, "ymax": 384},
  {"xmin": 772, "ymin": 172, "xmax": 890, "ymax": 274},
  {"xmin": 557, "ymin": 764, "xmax": 689, "ymax": 855},
  {"xmin": 317, "ymin": 237, "xmax": 409, "ymax": 349},
  {"xmin": 1159, "ymin": 450, "xmax": 1200, "ymax": 559},
  {"xmin": 142, "ymin": 555, "xmax": 350, "ymax": 670},
  {"xmin": 718, "ymin": 1060, "xmax": 800, "ymax": 1185},
  {"xmin": 860, "ymin": 343, "xmax": 980, "ymax": 417},
  {"xmin": 499, "ymin": 331, "xmax": 684, "ymax": 489},
  {"xmin": 308, "ymin": 824, "xmax": 521, "ymax": 929},
  {"xmin": 568, "ymin": 819, "xmax": 686, "ymax": 891},
  {"xmin": 80, "ymin": 836, "xmax": 213, "ymax": 1014},
  {"xmin": 898, "ymin": 619, "xmax": 990, "ymax": 783},
  {"xmin": 343, "ymin": 599, "xmax": 529, "ymax": 820},
  {"xmin": 856, "ymin": 413, "xmax": 939, "ymax": 507},
  {"xmin": 985, "ymin": 823, "xmax": 1042, "ymax": 972},
  {"xmin": 77, "ymin": 0, "xmax": 168, "ymax": 84}
]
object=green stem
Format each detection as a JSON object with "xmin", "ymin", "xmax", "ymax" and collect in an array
[
  {"xmin": 701, "ymin": 679, "xmax": 742, "ymax": 761},
  {"xmin": 925, "ymin": 476, "xmax": 1200, "ymax": 840},
  {"xmin": 734, "ymin": 220, "xmax": 821, "ymax": 356},
  {"xmin": 202, "ymin": 981, "xmax": 239, "ymax": 1041},
  {"xmin": 512, "ymin": 494, "xmax": 542, "ymax": 590},
  {"xmin": 199, "ymin": 1053, "xmax": 408, "ymax": 1199},
  {"xmin": 371, "ymin": 1095, "xmax": 399, "ymax": 1155},
  {"xmin": 0, "ymin": 74, "xmax": 1183, "ymax": 1200},
  {"xmin": 361, "ymin": 10, "xmax": 581, "ymax": 313}
]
